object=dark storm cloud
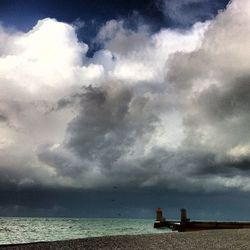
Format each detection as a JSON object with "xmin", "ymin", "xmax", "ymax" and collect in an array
[
  {"xmin": 195, "ymin": 76, "xmax": 250, "ymax": 121},
  {"xmin": 0, "ymin": 186, "xmax": 250, "ymax": 220},
  {"xmin": 39, "ymin": 84, "xmax": 161, "ymax": 188},
  {"xmin": 191, "ymin": 156, "xmax": 250, "ymax": 177},
  {"xmin": 67, "ymin": 86, "xmax": 134, "ymax": 160},
  {"xmin": 179, "ymin": 76, "xmax": 250, "ymax": 152}
]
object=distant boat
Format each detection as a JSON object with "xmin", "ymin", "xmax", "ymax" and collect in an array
[{"xmin": 154, "ymin": 208, "xmax": 250, "ymax": 232}]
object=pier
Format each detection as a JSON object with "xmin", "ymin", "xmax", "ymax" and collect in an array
[{"xmin": 154, "ymin": 208, "xmax": 250, "ymax": 232}]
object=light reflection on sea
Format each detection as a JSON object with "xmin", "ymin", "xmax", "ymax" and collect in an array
[{"xmin": 0, "ymin": 217, "xmax": 170, "ymax": 245}]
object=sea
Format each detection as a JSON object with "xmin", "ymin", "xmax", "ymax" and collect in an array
[{"xmin": 0, "ymin": 217, "xmax": 170, "ymax": 245}]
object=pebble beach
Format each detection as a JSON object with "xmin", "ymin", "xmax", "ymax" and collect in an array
[{"xmin": 1, "ymin": 229, "xmax": 250, "ymax": 250}]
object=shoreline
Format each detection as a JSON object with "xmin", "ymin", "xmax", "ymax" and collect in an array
[{"xmin": 1, "ymin": 229, "xmax": 250, "ymax": 250}]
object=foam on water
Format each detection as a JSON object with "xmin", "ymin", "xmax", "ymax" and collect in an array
[{"xmin": 0, "ymin": 217, "xmax": 170, "ymax": 245}]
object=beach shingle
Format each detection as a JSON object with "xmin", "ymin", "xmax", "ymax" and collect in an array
[{"xmin": 1, "ymin": 229, "xmax": 250, "ymax": 250}]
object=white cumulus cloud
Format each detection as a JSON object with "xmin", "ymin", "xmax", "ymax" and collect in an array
[{"xmin": 1, "ymin": 0, "xmax": 250, "ymax": 192}]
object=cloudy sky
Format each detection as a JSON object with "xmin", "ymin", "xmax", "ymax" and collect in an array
[{"xmin": 2, "ymin": 0, "xmax": 250, "ymax": 219}]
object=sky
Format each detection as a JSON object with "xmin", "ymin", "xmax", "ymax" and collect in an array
[{"xmin": 3, "ymin": 0, "xmax": 250, "ymax": 220}]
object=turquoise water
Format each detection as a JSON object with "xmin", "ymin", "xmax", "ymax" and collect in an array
[{"xmin": 0, "ymin": 217, "xmax": 170, "ymax": 245}]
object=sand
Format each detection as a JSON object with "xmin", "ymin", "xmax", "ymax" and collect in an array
[{"xmin": 1, "ymin": 229, "xmax": 250, "ymax": 250}]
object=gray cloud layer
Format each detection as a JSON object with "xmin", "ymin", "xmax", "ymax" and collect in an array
[
  {"xmin": 157, "ymin": 0, "xmax": 223, "ymax": 26},
  {"xmin": 0, "ymin": 0, "xmax": 250, "ymax": 192}
]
